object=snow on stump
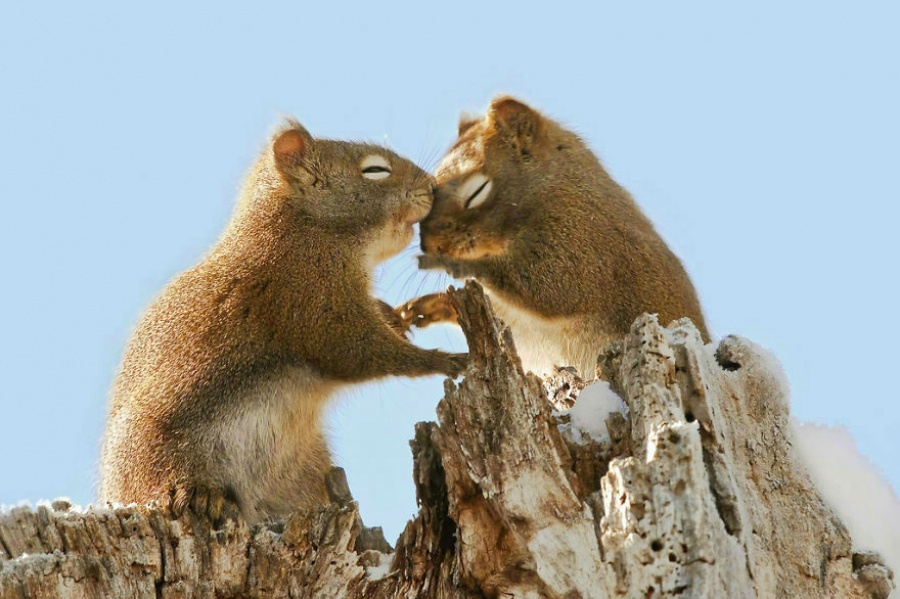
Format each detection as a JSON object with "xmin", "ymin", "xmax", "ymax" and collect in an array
[{"xmin": 0, "ymin": 281, "xmax": 892, "ymax": 598}]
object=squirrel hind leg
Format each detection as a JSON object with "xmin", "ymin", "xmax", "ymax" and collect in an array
[{"xmin": 170, "ymin": 484, "xmax": 243, "ymax": 526}]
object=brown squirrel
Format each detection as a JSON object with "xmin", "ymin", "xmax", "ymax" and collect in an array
[
  {"xmin": 401, "ymin": 96, "xmax": 708, "ymax": 377},
  {"xmin": 100, "ymin": 120, "xmax": 467, "ymax": 523}
]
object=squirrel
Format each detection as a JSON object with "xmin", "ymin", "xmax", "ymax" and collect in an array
[
  {"xmin": 99, "ymin": 120, "xmax": 467, "ymax": 523},
  {"xmin": 399, "ymin": 96, "xmax": 709, "ymax": 377}
]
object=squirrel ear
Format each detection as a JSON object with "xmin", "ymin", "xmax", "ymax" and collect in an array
[
  {"xmin": 272, "ymin": 123, "xmax": 313, "ymax": 174},
  {"xmin": 488, "ymin": 96, "xmax": 541, "ymax": 143},
  {"xmin": 458, "ymin": 112, "xmax": 480, "ymax": 137}
]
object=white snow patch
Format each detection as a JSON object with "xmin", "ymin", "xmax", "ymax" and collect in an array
[
  {"xmin": 366, "ymin": 552, "xmax": 394, "ymax": 581},
  {"xmin": 1, "ymin": 551, "xmax": 57, "ymax": 576},
  {"xmin": 792, "ymin": 420, "xmax": 900, "ymax": 587},
  {"xmin": 562, "ymin": 380, "xmax": 628, "ymax": 444},
  {"xmin": 39, "ymin": 498, "xmax": 85, "ymax": 512},
  {"xmin": 751, "ymin": 342, "xmax": 791, "ymax": 399}
]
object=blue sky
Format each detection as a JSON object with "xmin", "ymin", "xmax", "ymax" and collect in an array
[{"xmin": 1, "ymin": 2, "xmax": 898, "ymax": 542}]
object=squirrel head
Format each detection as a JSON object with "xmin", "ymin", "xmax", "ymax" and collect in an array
[
  {"xmin": 420, "ymin": 96, "xmax": 591, "ymax": 260},
  {"xmin": 236, "ymin": 119, "xmax": 435, "ymax": 267}
]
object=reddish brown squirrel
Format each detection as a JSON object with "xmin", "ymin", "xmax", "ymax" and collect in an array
[
  {"xmin": 100, "ymin": 120, "xmax": 467, "ymax": 522},
  {"xmin": 402, "ymin": 96, "xmax": 708, "ymax": 376}
]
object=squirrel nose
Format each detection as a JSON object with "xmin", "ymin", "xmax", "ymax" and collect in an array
[
  {"xmin": 421, "ymin": 215, "xmax": 452, "ymax": 233},
  {"xmin": 420, "ymin": 233, "xmax": 443, "ymax": 254}
]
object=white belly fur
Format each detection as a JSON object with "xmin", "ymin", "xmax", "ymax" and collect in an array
[
  {"xmin": 209, "ymin": 368, "xmax": 337, "ymax": 519},
  {"xmin": 487, "ymin": 293, "xmax": 603, "ymax": 378}
]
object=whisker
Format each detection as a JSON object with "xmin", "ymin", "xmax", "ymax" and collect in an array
[
  {"xmin": 398, "ymin": 267, "xmax": 422, "ymax": 301},
  {"xmin": 415, "ymin": 122, "xmax": 453, "ymax": 174},
  {"xmin": 413, "ymin": 275, "xmax": 430, "ymax": 299},
  {"xmin": 391, "ymin": 255, "xmax": 415, "ymax": 278},
  {"xmin": 416, "ymin": 130, "xmax": 437, "ymax": 170}
]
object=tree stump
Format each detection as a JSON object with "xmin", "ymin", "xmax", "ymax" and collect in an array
[{"xmin": 0, "ymin": 281, "xmax": 892, "ymax": 598}]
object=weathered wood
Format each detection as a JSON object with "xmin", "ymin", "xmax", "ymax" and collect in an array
[{"xmin": 0, "ymin": 281, "xmax": 892, "ymax": 598}]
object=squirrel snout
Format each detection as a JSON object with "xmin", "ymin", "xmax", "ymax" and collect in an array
[
  {"xmin": 420, "ymin": 235, "xmax": 440, "ymax": 254},
  {"xmin": 401, "ymin": 186, "xmax": 434, "ymax": 224},
  {"xmin": 419, "ymin": 217, "xmax": 453, "ymax": 254},
  {"xmin": 401, "ymin": 188, "xmax": 434, "ymax": 223},
  {"xmin": 408, "ymin": 186, "xmax": 434, "ymax": 202}
]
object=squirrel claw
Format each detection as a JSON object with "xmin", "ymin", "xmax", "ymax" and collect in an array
[
  {"xmin": 376, "ymin": 300, "xmax": 412, "ymax": 338},
  {"xmin": 417, "ymin": 254, "xmax": 446, "ymax": 271},
  {"xmin": 171, "ymin": 485, "xmax": 239, "ymax": 526},
  {"xmin": 398, "ymin": 293, "xmax": 459, "ymax": 330},
  {"xmin": 417, "ymin": 254, "xmax": 469, "ymax": 279},
  {"xmin": 448, "ymin": 352, "xmax": 469, "ymax": 378}
]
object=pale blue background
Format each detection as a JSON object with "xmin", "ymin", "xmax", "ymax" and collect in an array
[{"xmin": 1, "ymin": 2, "xmax": 897, "ymax": 542}]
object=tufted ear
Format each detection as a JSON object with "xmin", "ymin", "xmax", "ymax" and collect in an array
[
  {"xmin": 488, "ymin": 96, "xmax": 541, "ymax": 144},
  {"xmin": 457, "ymin": 112, "xmax": 481, "ymax": 137},
  {"xmin": 272, "ymin": 121, "xmax": 314, "ymax": 174}
]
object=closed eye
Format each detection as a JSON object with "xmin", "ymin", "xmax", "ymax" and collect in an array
[
  {"xmin": 459, "ymin": 173, "xmax": 493, "ymax": 209},
  {"xmin": 361, "ymin": 154, "xmax": 392, "ymax": 180}
]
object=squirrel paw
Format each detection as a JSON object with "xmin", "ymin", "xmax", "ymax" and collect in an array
[
  {"xmin": 376, "ymin": 299, "xmax": 412, "ymax": 338},
  {"xmin": 417, "ymin": 254, "xmax": 469, "ymax": 279},
  {"xmin": 446, "ymin": 352, "xmax": 469, "ymax": 378},
  {"xmin": 171, "ymin": 484, "xmax": 241, "ymax": 525},
  {"xmin": 397, "ymin": 293, "xmax": 459, "ymax": 330}
]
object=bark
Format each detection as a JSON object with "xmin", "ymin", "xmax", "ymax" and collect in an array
[{"xmin": 0, "ymin": 281, "xmax": 893, "ymax": 598}]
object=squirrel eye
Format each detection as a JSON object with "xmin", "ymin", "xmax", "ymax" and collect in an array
[
  {"xmin": 361, "ymin": 155, "xmax": 392, "ymax": 180},
  {"xmin": 460, "ymin": 173, "xmax": 493, "ymax": 209}
]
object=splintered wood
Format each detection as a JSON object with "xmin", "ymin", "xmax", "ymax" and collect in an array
[{"xmin": 0, "ymin": 282, "xmax": 892, "ymax": 598}]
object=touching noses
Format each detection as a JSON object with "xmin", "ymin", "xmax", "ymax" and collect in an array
[{"xmin": 419, "ymin": 213, "xmax": 455, "ymax": 253}]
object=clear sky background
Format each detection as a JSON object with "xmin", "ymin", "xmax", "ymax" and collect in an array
[{"xmin": 1, "ymin": 2, "xmax": 898, "ymax": 542}]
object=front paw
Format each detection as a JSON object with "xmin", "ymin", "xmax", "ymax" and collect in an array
[
  {"xmin": 417, "ymin": 254, "xmax": 468, "ymax": 278},
  {"xmin": 444, "ymin": 352, "xmax": 469, "ymax": 378},
  {"xmin": 376, "ymin": 299, "xmax": 412, "ymax": 338},
  {"xmin": 417, "ymin": 254, "xmax": 448, "ymax": 272},
  {"xmin": 397, "ymin": 292, "xmax": 459, "ymax": 330}
]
